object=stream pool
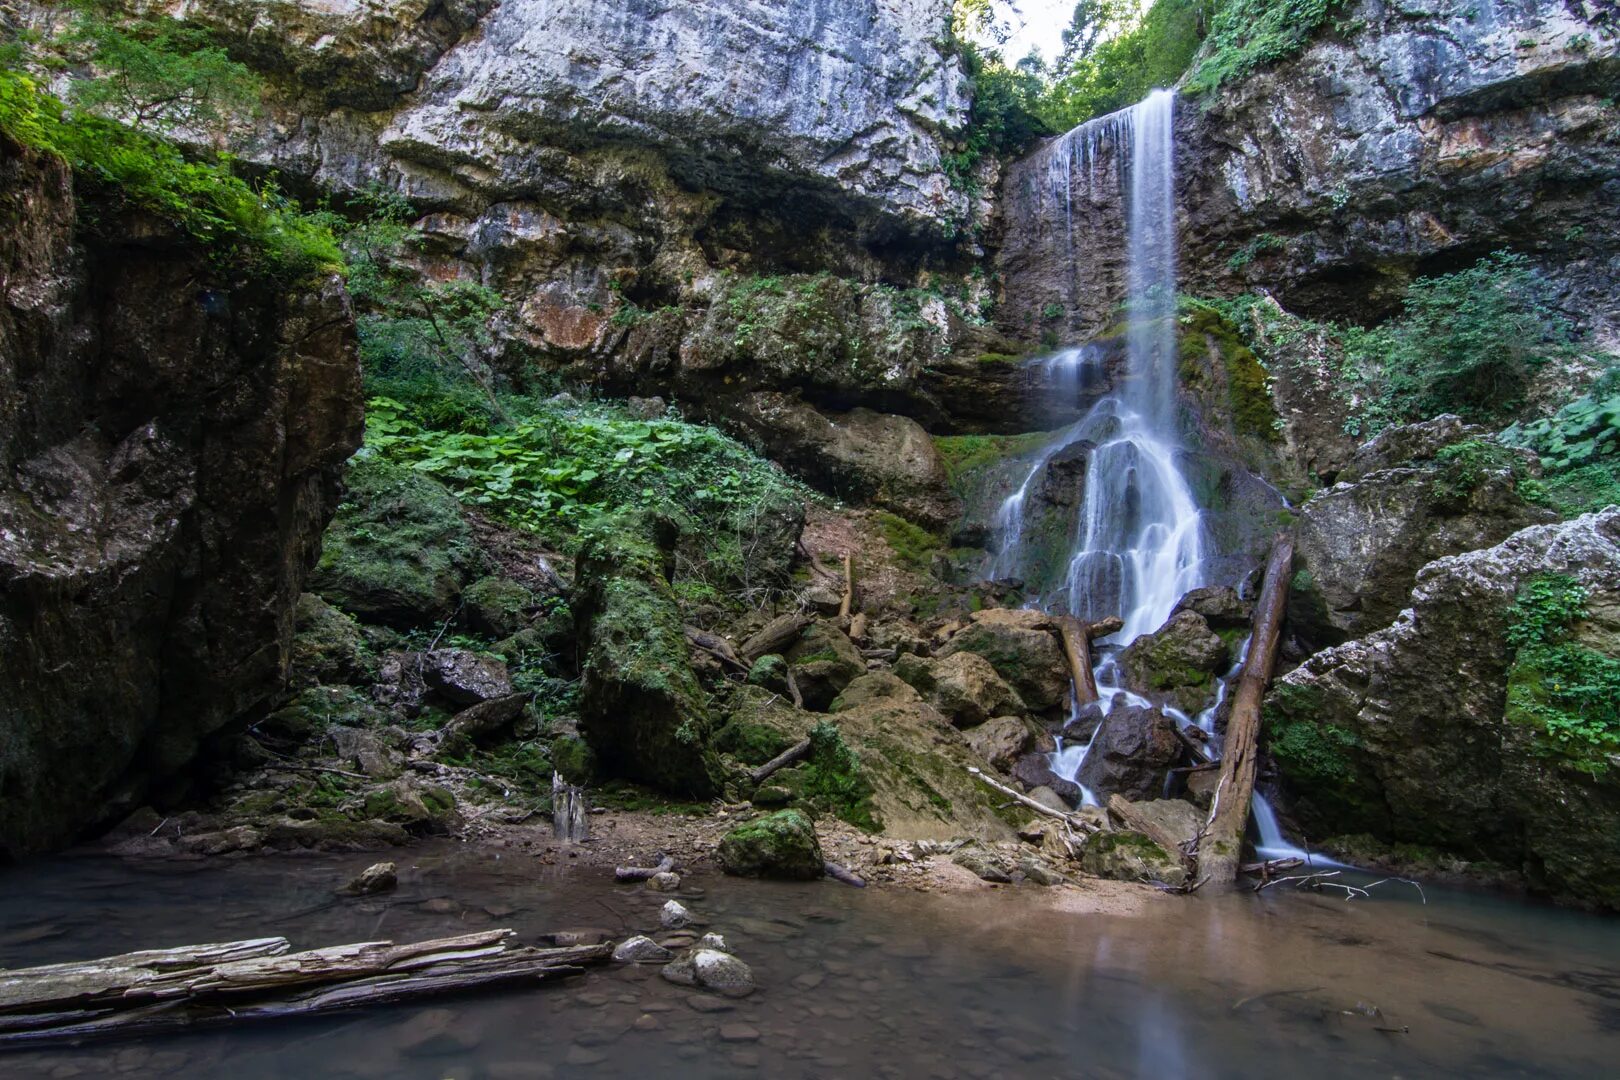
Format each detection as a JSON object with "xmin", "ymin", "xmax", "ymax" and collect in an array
[{"xmin": 1, "ymin": 844, "xmax": 1615, "ymax": 1078}]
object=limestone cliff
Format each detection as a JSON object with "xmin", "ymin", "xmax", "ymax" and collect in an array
[
  {"xmin": 998, "ymin": 0, "xmax": 1620, "ymax": 344},
  {"xmin": 0, "ymin": 136, "xmax": 363, "ymax": 854}
]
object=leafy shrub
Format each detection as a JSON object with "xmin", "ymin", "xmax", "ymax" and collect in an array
[
  {"xmin": 1499, "ymin": 385, "xmax": 1620, "ymax": 516},
  {"xmin": 945, "ymin": 43, "xmax": 1053, "ymax": 195},
  {"xmin": 798, "ymin": 721, "xmax": 879, "ymax": 831},
  {"xmin": 1504, "ymin": 573, "xmax": 1620, "ymax": 771},
  {"xmin": 1185, "ymin": 0, "xmax": 1343, "ymax": 94},
  {"xmin": 0, "ymin": 69, "xmax": 340, "ymax": 277}
]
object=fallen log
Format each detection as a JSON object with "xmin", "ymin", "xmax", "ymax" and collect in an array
[
  {"xmin": 739, "ymin": 613, "xmax": 812, "ymax": 663},
  {"xmin": 823, "ymin": 861, "xmax": 867, "ymax": 888},
  {"xmin": 614, "ymin": 853, "xmax": 675, "ymax": 882},
  {"xmin": 749, "ymin": 737, "xmax": 812, "ymax": 786},
  {"xmin": 1196, "ymin": 534, "xmax": 1294, "ymax": 888},
  {"xmin": 838, "ymin": 552, "xmax": 855, "ymax": 619},
  {"xmin": 0, "ymin": 941, "xmax": 610, "ymax": 1047},
  {"xmin": 0, "ymin": 939, "xmax": 291, "ymax": 1016},
  {"xmin": 965, "ymin": 766, "xmax": 1100, "ymax": 852},
  {"xmin": 1057, "ymin": 616, "xmax": 1101, "ymax": 706},
  {"xmin": 685, "ymin": 626, "xmax": 749, "ymax": 674}
]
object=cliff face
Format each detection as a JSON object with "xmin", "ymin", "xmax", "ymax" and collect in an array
[
  {"xmin": 175, "ymin": 0, "xmax": 971, "ymax": 334},
  {"xmin": 0, "ymin": 138, "xmax": 363, "ymax": 855},
  {"xmin": 998, "ymin": 0, "xmax": 1620, "ymax": 342}
]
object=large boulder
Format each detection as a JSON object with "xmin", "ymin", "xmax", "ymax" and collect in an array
[
  {"xmin": 1118, "ymin": 610, "xmax": 1230, "ymax": 714},
  {"xmin": 893, "ymin": 652, "xmax": 1027, "ymax": 727},
  {"xmin": 717, "ymin": 809, "xmax": 824, "ymax": 880},
  {"xmin": 720, "ymin": 394, "xmax": 959, "ymax": 530},
  {"xmin": 1076, "ymin": 705, "xmax": 1183, "ymax": 802},
  {"xmin": 310, "ymin": 457, "xmax": 477, "ymax": 628},
  {"xmin": 1081, "ymin": 831, "xmax": 1187, "ymax": 888},
  {"xmin": 936, "ymin": 608, "xmax": 1070, "ymax": 712},
  {"xmin": 1290, "ymin": 418, "xmax": 1557, "ymax": 647},
  {"xmin": 784, "ymin": 621, "xmax": 866, "ymax": 712},
  {"xmin": 0, "ymin": 140, "xmax": 362, "ymax": 855},
  {"xmin": 574, "ymin": 517, "xmax": 722, "ymax": 797},
  {"xmin": 1264, "ymin": 509, "xmax": 1620, "ymax": 910}
]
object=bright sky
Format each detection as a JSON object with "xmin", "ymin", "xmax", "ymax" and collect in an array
[{"xmin": 997, "ymin": 0, "xmax": 1080, "ymax": 65}]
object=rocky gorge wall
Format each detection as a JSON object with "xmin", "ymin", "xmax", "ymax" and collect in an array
[
  {"xmin": 998, "ymin": 0, "xmax": 1620, "ymax": 343},
  {"xmin": 0, "ymin": 136, "xmax": 363, "ymax": 855}
]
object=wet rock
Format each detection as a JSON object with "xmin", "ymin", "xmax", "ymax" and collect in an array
[
  {"xmin": 397, "ymin": 1007, "xmax": 479, "ymax": 1057},
  {"xmin": 893, "ymin": 652, "xmax": 1026, "ymax": 728},
  {"xmin": 784, "ymin": 622, "xmax": 866, "ymax": 712},
  {"xmin": 718, "ymin": 809, "xmax": 824, "ymax": 880},
  {"xmin": 336, "ymin": 861, "xmax": 398, "ymax": 897},
  {"xmin": 1076, "ymin": 706, "xmax": 1182, "ymax": 802},
  {"xmin": 719, "ymin": 1023, "xmax": 761, "ymax": 1042},
  {"xmin": 937, "ymin": 609, "xmax": 1069, "ymax": 711},
  {"xmin": 177, "ymin": 825, "xmax": 265, "ymax": 857},
  {"xmin": 613, "ymin": 936, "xmax": 674, "ymax": 964},
  {"xmin": 1118, "ymin": 611, "xmax": 1229, "ymax": 715},
  {"xmin": 750, "ymin": 785, "xmax": 793, "ymax": 808},
  {"xmin": 647, "ymin": 871, "xmax": 682, "ymax": 893},
  {"xmin": 1114, "ymin": 798, "xmax": 1204, "ymax": 852},
  {"xmin": 1081, "ymin": 831, "xmax": 1186, "ymax": 888},
  {"xmin": 1266, "ymin": 508, "xmax": 1620, "ymax": 910},
  {"xmin": 362, "ymin": 777, "xmax": 459, "ymax": 834},
  {"xmin": 963, "ymin": 715, "xmax": 1036, "ymax": 771},
  {"xmin": 691, "ymin": 949, "xmax": 757, "ymax": 997},
  {"xmin": 660, "ymin": 900, "xmax": 693, "ymax": 930},
  {"xmin": 1017, "ymin": 855, "xmax": 1068, "ymax": 886},
  {"xmin": 1172, "ymin": 586, "xmax": 1252, "ymax": 631},
  {"xmin": 697, "ymin": 933, "xmax": 728, "ymax": 951},
  {"xmin": 538, "ymin": 928, "xmax": 615, "ymax": 947},
  {"xmin": 421, "ymin": 649, "xmax": 514, "ymax": 706},
  {"xmin": 1010, "ymin": 755, "xmax": 1082, "ymax": 807}
]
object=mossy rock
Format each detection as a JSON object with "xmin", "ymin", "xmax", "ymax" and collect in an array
[
  {"xmin": 311, "ymin": 457, "xmax": 477, "ymax": 627},
  {"xmin": 745, "ymin": 653, "xmax": 793, "ymax": 698},
  {"xmin": 260, "ymin": 685, "xmax": 384, "ymax": 742},
  {"xmin": 362, "ymin": 778, "xmax": 458, "ymax": 834},
  {"xmin": 1117, "ymin": 610, "xmax": 1228, "ymax": 714},
  {"xmin": 713, "ymin": 685, "xmax": 814, "ymax": 766},
  {"xmin": 289, "ymin": 593, "xmax": 376, "ymax": 688},
  {"xmin": 717, "ymin": 809, "xmax": 825, "ymax": 879},
  {"xmin": 785, "ymin": 622, "xmax": 866, "ymax": 712},
  {"xmin": 462, "ymin": 576, "xmax": 536, "ymax": 639},
  {"xmin": 549, "ymin": 732, "xmax": 597, "ymax": 786},
  {"xmin": 574, "ymin": 514, "xmax": 722, "ymax": 797},
  {"xmin": 1081, "ymin": 830, "xmax": 1186, "ymax": 887}
]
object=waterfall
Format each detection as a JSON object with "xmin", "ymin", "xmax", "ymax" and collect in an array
[{"xmin": 992, "ymin": 90, "xmax": 1207, "ymax": 804}]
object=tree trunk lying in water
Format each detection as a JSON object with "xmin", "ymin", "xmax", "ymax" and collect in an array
[
  {"xmin": 1197, "ymin": 534, "xmax": 1294, "ymax": 889},
  {"xmin": 0, "ymin": 930, "xmax": 610, "ymax": 1047},
  {"xmin": 1057, "ymin": 615, "xmax": 1123, "ymax": 707}
]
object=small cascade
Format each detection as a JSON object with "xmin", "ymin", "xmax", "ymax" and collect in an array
[{"xmin": 990, "ymin": 90, "xmax": 1205, "ymax": 804}]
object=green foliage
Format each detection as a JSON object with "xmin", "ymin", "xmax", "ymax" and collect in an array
[
  {"xmin": 1498, "ymin": 377, "xmax": 1620, "ymax": 516},
  {"xmin": 798, "ymin": 721, "xmax": 879, "ymax": 832},
  {"xmin": 932, "ymin": 431, "xmax": 1055, "ymax": 482},
  {"xmin": 1225, "ymin": 232, "xmax": 1287, "ymax": 271},
  {"xmin": 1036, "ymin": 0, "xmax": 1213, "ymax": 129},
  {"xmin": 1185, "ymin": 0, "xmax": 1342, "ymax": 94},
  {"xmin": 1431, "ymin": 438, "xmax": 1528, "ymax": 503},
  {"xmin": 876, "ymin": 512, "xmax": 945, "ymax": 573},
  {"xmin": 61, "ymin": 1, "xmax": 260, "ymax": 133},
  {"xmin": 364, "ymin": 394, "xmax": 804, "ymax": 554},
  {"xmin": 945, "ymin": 41, "xmax": 1054, "ymax": 197},
  {"xmin": 1504, "ymin": 573, "xmax": 1620, "ymax": 771},
  {"xmin": 0, "ymin": 69, "xmax": 340, "ymax": 277}
]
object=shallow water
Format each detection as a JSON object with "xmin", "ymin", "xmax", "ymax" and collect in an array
[{"xmin": 1, "ymin": 845, "xmax": 1616, "ymax": 1078}]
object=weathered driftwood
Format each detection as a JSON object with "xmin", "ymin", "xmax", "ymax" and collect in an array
[
  {"xmin": 1197, "ymin": 534, "xmax": 1294, "ymax": 888},
  {"xmin": 1058, "ymin": 616, "xmax": 1101, "ymax": 706},
  {"xmin": 0, "ymin": 940, "xmax": 610, "ymax": 1047},
  {"xmin": 552, "ymin": 772, "xmax": 589, "ymax": 843},
  {"xmin": 848, "ymin": 612, "xmax": 869, "ymax": 644},
  {"xmin": 749, "ymin": 737, "xmax": 812, "ymax": 786},
  {"xmin": 739, "ymin": 613, "xmax": 812, "ymax": 663},
  {"xmin": 614, "ymin": 853, "xmax": 675, "ymax": 882},
  {"xmin": 0, "ymin": 938, "xmax": 291, "ymax": 1017}
]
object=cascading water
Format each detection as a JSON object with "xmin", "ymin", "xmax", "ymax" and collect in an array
[{"xmin": 992, "ymin": 90, "xmax": 1206, "ymax": 804}]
